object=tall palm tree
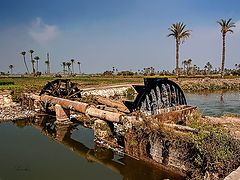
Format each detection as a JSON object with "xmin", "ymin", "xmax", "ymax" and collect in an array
[
  {"xmin": 70, "ymin": 59, "xmax": 75, "ymax": 74},
  {"xmin": 61, "ymin": 62, "xmax": 67, "ymax": 74},
  {"xmin": 20, "ymin": 51, "xmax": 29, "ymax": 74},
  {"xmin": 186, "ymin": 58, "xmax": 192, "ymax": 75},
  {"xmin": 29, "ymin": 49, "xmax": 35, "ymax": 74},
  {"xmin": 34, "ymin": 56, "xmax": 40, "ymax": 72},
  {"xmin": 168, "ymin": 22, "xmax": 191, "ymax": 79},
  {"xmin": 66, "ymin": 62, "xmax": 71, "ymax": 74},
  {"xmin": 217, "ymin": 18, "xmax": 235, "ymax": 78},
  {"xmin": 77, "ymin": 61, "xmax": 81, "ymax": 74},
  {"xmin": 46, "ymin": 53, "xmax": 50, "ymax": 74},
  {"xmin": 45, "ymin": 60, "xmax": 49, "ymax": 74},
  {"xmin": 9, "ymin": 65, "xmax": 14, "ymax": 75}
]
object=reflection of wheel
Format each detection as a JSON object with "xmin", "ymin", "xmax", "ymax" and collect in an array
[
  {"xmin": 39, "ymin": 79, "xmax": 81, "ymax": 100},
  {"xmin": 124, "ymin": 78, "xmax": 187, "ymax": 115}
]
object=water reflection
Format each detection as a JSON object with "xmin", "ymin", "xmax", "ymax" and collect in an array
[{"xmin": 11, "ymin": 117, "xmax": 184, "ymax": 180}]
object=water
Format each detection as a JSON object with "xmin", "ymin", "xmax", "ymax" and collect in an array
[
  {"xmin": 0, "ymin": 91, "xmax": 239, "ymax": 180},
  {"xmin": 0, "ymin": 118, "xmax": 181, "ymax": 180},
  {"xmin": 186, "ymin": 91, "xmax": 240, "ymax": 116}
]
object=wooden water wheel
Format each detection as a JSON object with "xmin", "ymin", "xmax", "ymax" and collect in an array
[{"xmin": 39, "ymin": 79, "xmax": 81, "ymax": 100}]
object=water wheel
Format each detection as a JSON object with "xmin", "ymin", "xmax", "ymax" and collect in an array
[
  {"xmin": 124, "ymin": 78, "xmax": 187, "ymax": 115},
  {"xmin": 39, "ymin": 79, "xmax": 81, "ymax": 99}
]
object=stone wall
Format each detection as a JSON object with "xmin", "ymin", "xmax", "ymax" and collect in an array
[
  {"xmin": 0, "ymin": 90, "xmax": 14, "ymax": 107},
  {"xmin": 82, "ymin": 85, "xmax": 133, "ymax": 98}
]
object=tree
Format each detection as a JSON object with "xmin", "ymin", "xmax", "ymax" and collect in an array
[
  {"xmin": 182, "ymin": 60, "xmax": 187, "ymax": 75},
  {"xmin": 235, "ymin": 64, "xmax": 238, "ymax": 70},
  {"xmin": 9, "ymin": 65, "xmax": 13, "ymax": 75},
  {"xmin": 205, "ymin": 61, "xmax": 213, "ymax": 75},
  {"xmin": 20, "ymin": 51, "xmax": 29, "ymax": 74},
  {"xmin": 61, "ymin": 62, "xmax": 67, "ymax": 74},
  {"xmin": 77, "ymin": 61, "xmax": 81, "ymax": 74},
  {"xmin": 66, "ymin": 62, "xmax": 71, "ymax": 74},
  {"xmin": 217, "ymin": 18, "xmax": 235, "ymax": 78},
  {"xmin": 70, "ymin": 59, "xmax": 75, "ymax": 74},
  {"xmin": 45, "ymin": 60, "xmax": 50, "ymax": 74},
  {"xmin": 46, "ymin": 53, "xmax": 50, "ymax": 74},
  {"xmin": 168, "ymin": 22, "xmax": 191, "ymax": 79},
  {"xmin": 186, "ymin": 58, "xmax": 192, "ymax": 75},
  {"xmin": 34, "ymin": 56, "xmax": 40, "ymax": 72},
  {"xmin": 29, "ymin": 49, "xmax": 35, "ymax": 74}
]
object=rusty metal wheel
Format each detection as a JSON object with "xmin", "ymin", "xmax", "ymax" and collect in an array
[{"xmin": 39, "ymin": 79, "xmax": 81, "ymax": 99}]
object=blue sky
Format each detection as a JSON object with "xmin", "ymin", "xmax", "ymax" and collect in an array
[{"xmin": 1, "ymin": 0, "xmax": 240, "ymax": 73}]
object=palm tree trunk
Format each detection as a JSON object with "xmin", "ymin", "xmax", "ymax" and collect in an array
[
  {"xmin": 36, "ymin": 60, "xmax": 39, "ymax": 72},
  {"xmin": 23, "ymin": 55, "xmax": 29, "ymax": 74},
  {"xmin": 221, "ymin": 33, "xmax": 226, "ymax": 78},
  {"xmin": 72, "ymin": 63, "xmax": 74, "ymax": 74},
  {"xmin": 31, "ymin": 53, "xmax": 35, "ymax": 74},
  {"xmin": 78, "ymin": 64, "xmax": 81, "ymax": 74},
  {"xmin": 176, "ymin": 39, "xmax": 179, "ymax": 79},
  {"xmin": 63, "ymin": 65, "xmax": 65, "ymax": 75},
  {"xmin": 47, "ymin": 53, "xmax": 50, "ymax": 74}
]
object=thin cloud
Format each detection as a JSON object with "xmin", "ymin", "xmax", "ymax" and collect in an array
[{"xmin": 29, "ymin": 17, "xmax": 59, "ymax": 45}]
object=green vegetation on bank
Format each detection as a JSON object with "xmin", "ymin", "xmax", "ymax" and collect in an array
[
  {"xmin": 187, "ymin": 111, "xmax": 240, "ymax": 179},
  {"xmin": 0, "ymin": 75, "xmax": 239, "ymax": 101},
  {"xmin": 0, "ymin": 76, "xmax": 143, "ymax": 101}
]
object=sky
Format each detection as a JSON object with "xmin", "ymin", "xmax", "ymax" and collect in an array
[{"xmin": 1, "ymin": 0, "xmax": 240, "ymax": 74}]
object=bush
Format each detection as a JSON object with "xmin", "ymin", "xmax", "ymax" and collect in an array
[
  {"xmin": 0, "ymin": 80, "xmax": 14, "ymax": 86},
  {"xmin": 187, "ymin": 112, "xmax": 240, "ymax": 179}
]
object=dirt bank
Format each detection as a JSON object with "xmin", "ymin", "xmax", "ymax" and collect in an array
[{"xmin": 177, "ymin": 78, "xmax": 240, "ymax": 91}]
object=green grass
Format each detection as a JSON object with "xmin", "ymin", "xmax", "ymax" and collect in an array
[
  {"xmin": 0, "ymin": 75, "xmax": 239, "ymax": 101},
  {"xmin": 0, "ymin": 80, "xmax": 14, "ymax": 86},
  {"xmin": 0, "ymin": 76, "xmax": 143, "ymax": 101}
]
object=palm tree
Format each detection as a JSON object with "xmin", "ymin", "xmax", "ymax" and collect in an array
[
  {"xmin": 9, "ymin": 65, "xmax": 13, "ymax": 75},
  {"xmin": 168, "ymin": 22, "xmax": 191, "ymax": 79},
  {"xmin": 235, "ymin": 64, "xmax": 238, "ymax": 70},
  {"xmin": 70, "ymin": 59, "xmax": 75, "ymax": 74},
  {"xmin": 45, "ymin": 60, "xmax": 49, "ymax": 74},
  {"xmin": 217, "ymin": 18, "xmax": 235, "ymax": 78},
  {"xmin": 61, "ymin": 62, "xmax": 67, "ymax": 74},
  {"xmin": 66, "ymin": 62, "xmax": 71, "ymax": 74},
  {"xmin": 205, "ymin": 61, "xmax": 213, "ymax": 75},
  {"xmin": 46, "ymin": 53, "xmax": 50, "ymax": 74},
  {"xmin": 29, "ymin": 49, "xmax": 35, "ymax": 74},
  {"xmin": 20, "ymin": 51, "xmax": 29, "ymax": 74},
  {"xmin": 34, "ymin": 56, "xmax": 40, "ymax": 72},
  {"xmin": 182, "ymin": 60, "xmax": 187, "ymax": 75},
  {"xmin": 77, "ymin": 61, "xmax": 81, "ymax": 74},
  {"xmin": 186, "ymin": 58, "xmax": 192, "ymax": 75}
]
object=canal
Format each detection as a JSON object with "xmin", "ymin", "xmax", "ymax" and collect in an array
[{"xmin": 0, "ymin": 92, "xmax": 239, "ymax": 180}]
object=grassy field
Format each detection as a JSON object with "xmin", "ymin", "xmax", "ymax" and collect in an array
[
  {"xmin": 0, "ymin": 75, "xmax": 239, "ymax": 101},
  {"xmin": 0, "ymin": 76, "xmax": 145, "ymax": 100}
]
